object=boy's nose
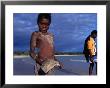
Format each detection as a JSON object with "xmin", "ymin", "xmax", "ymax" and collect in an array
[{"xmin": 43, "ymin": 25, "xmax": 46, "ymax": 27}]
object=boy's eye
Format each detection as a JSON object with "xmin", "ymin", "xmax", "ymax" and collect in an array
[{"xmin": 40, "ymin": 23, "xmax": 49, "ymax": 25}]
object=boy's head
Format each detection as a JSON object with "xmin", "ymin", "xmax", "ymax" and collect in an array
[
  {"xmin": 37, "ymin": 13, "xmax": 51, "ymax": 33},
  {"xmin": 91, "ymin": 30, "xmax": 97, "ymax": 38}
]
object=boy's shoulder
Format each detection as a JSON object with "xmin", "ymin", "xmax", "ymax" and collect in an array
[
  {"xmin": 87, "ymin": 36, "xmax": 94, "ymax": 43},
  {"xmin": 32, "ymin": 31, "xmax": 40, "ymax": 36},
  {"xmin": 48, "ymin": 32, "xmax": 54, "ymax": 37},
  {"xmin": 85, "ymin": 35, "xmax": 91, "ymax": 43}
]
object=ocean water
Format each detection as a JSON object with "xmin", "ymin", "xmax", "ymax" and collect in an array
[{"xmin": 13, "ymin": 55, "xmax": 96, "ymax": 75}]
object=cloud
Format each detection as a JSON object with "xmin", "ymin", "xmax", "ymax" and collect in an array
[{"xmin": 14, "ymin": 13, "xmax": 97, "ymax": 52}]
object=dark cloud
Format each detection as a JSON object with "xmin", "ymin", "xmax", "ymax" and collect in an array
[{"xmin": 14, "ymin": 13, "xmax": 97, "ymax": 52}]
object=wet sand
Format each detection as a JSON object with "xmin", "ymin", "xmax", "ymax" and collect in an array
[{"xmin": 13, "ymin": 55, "xmax": 96, "ymax": 75}]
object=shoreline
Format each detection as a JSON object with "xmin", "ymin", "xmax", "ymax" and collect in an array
[
  {"xmin": 14, "ymin": 55, "xmax": 30, "ymax": 58},
  {"xmin": 14, "ymin": 54, "xmax": 84, "ymax": 59}
]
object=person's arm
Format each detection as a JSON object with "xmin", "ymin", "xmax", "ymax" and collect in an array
[
  {"xmin": 53, "ymin": 56, "xmax": 63, "ymax": 69},
  {"xmin": 52, "ymin": 34, "xmax": 63, "ymax": 68},
  {"xmin": 29, "ymin": 32, "xmax": 41, "ymax": 65},
  {"xmin": 88, "ymin": 49, "xmax": 94, "ymax": 63},
  {"xmin": 87, "ymin": 40, "xmax": 94, "ymax": 63}
]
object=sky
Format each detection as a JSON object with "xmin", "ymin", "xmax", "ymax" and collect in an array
[{"xmin": 13, "ymin": 13, "xmax": 97, "ymax": 52}]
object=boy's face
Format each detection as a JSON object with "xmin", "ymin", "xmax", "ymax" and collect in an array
[
  {"xmin": 38, "ymin": 18, "xmax": 50, "ymax": 33},
  {"xmin": 93, "ymin": 33, "xmax": 97, "ymax": 38}
]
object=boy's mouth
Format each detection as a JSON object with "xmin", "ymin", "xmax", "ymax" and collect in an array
[{"xmin": 42, "ymin": 30, "xmax": 47, "ymax": 33}]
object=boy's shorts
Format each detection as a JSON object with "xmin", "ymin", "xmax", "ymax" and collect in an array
[
  {"xmin": 89, "ymin": 56, "xmax": 97, "ymax": 63},
  {"xmin": 34, "ymin": 63, "xmax": 55, "ymax": 75}
]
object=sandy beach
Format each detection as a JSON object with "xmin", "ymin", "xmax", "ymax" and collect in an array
[{"xmin": 13, "ymin": 55, "xmax": 96, "ymax": 75}]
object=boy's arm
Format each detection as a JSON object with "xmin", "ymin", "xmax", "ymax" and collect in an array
[
  {"xmin": 87, "ymin": 40, "xmax": 94, "ymax": 63},
  {"xmin": 88, "ymin": 49, "xmax": 94, "ymax": 63},
  {"xmin": 52, "ymin": 34, "xmax": 63, "ymax": 68},
  {"xmin": 30, "ymin": 32, "xmax": 36, "ymax": 60},
  {"xmin": 54, "ymin": 56, "xmax": 63, "ymax": 69},
  {"xmin": 29, "ymin": 32, "xmax": 41, "ymax": 65}
]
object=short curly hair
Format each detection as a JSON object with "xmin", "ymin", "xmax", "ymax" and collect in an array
[
  {"xmin": 37, "ymin": 13, "xmax": 51, "ymax": 25},
  {"xmin": 91, "ymin": 30, "xmax": 97, "ymax": 35}
]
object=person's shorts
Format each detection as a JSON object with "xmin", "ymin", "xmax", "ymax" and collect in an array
[
  {"xmin": 34, "ymin": 63, "xmax": 55, "ymax": 75},
  {"xmin": 89, "ymin": 56, "xmax": 97, "ymax": 63}
]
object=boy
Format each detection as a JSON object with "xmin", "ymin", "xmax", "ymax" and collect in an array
[
  {"xmin": 29, "ymin": 13, "xmax": 62, "ymax": 75},
  {"xmin": 83, "ymin": 30, "xmax": 97, "ymax": 75}
]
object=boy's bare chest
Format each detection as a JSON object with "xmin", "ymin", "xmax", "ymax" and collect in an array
[{"xmin": 37, "ymin": 34, "xmax": 53, "ymax": 46}]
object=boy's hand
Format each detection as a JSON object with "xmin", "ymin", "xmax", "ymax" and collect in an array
[
  {"xmin": 90, "ymin": 58, "xmax": 94, "ymax": 63},
  {"xmin": 54, "ymin": 57, "xmax": 63, "ymax": 69},
  {"xmin": 59, "ymin": 62, "xmax": 63, "ymax": 69},
  {"xmin": 36, "ymin": 60, "xmax": 42, "ymax": 66},
  {"xmin": 35, "ymin": 56, "xmax": 42, "ymax": 65}
]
